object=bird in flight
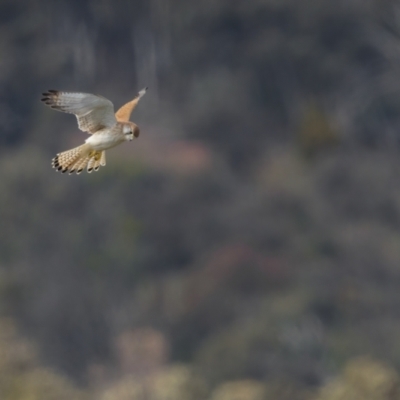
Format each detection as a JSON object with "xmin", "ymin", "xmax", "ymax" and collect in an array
[{"xmin": 41, "ymin": 87, "xmax": 147, "ymax": 174}]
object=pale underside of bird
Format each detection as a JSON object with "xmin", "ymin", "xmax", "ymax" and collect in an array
[{"xmin": 41, "ymin": 87, "xmax": 147, "ymax": 174}]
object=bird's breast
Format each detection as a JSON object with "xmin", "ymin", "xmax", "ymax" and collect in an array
[{"xmin": 85, "ymin": 129, "xmax": 124, "ymax": 150}]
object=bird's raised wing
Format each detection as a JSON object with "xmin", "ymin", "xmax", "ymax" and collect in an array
[
  {"xmin": 41, "ymin": 90, "xmax": 117, "ymax": 134},
  {"xmin": 115, "ymin": 87, "xmax": 147, "ymax": 122}
]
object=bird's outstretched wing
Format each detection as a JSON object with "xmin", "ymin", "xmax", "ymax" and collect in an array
[
  {"xmin": 115, "ymin": 87, "xmax": 147, "ymax": 122},
  {"xmin": 41, "ymin": 90, "xmax": 117, "ymax": 134}
]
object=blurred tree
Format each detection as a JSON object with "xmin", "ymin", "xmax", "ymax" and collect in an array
[
  {"xmin": 315, "ymin": 357, "xmax": 400, "ymax": 400},
  {"xmin": 0, "ymin": 318, "xmax": 86, "ymax": 400},
  {"xmin": 2, "ymin": 0, "xmax": 400, "ymax": 396},
  {"xmin": 100, "ymin": 364, "xmax": 208, "ymax": 400},
  {"xmin": 210, "ymin": 380, "xmax": 266, "ymax": 400},
  {"xmin": 297, "ymin": 102, "xmax": 339, "ymax": 158}
]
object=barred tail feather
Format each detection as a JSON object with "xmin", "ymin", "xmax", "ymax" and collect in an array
[
  {"xmin": 87, "ymin": 157, "xmax": 96, "ymax": 173},
  {"xmin": 69, "ymin": 156, "xmax": 88, "ymax": 175},
  {"xmin": 52, "ymin": 144, "xmax": 91, "ymax": 174},
  {"xmin": 75, "ymin": 156, "xmax": 90, "ymax": 175},
  {"xmin": 52, "ymin": 144, "xmax": 106, "ymax": 175},
  {"xmin": 68, "ymin": 157, "xmax": 83, "ymax": 174},
  {"xmin": 87, "ymin": 150, "xmax": 104, "ymax": 173}
]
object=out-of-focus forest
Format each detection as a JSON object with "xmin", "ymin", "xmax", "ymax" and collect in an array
[{"xmin": 3, "ymin": 0, "xmax": 400, "ymax": 398}]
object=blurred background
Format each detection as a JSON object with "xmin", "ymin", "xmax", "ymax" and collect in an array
[{"xmin": 2, "ymin": 0, "xmax": 400, "ymax": 399}]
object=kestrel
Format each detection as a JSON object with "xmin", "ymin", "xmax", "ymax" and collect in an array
[{"xmin": 41, "ymin": 87, "xmax": 147, "ymax": 174}]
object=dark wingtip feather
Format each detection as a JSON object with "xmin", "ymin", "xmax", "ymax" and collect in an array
[{"xmin": 41, "ymin": 90, "xmax": 59, "ymax": 104}]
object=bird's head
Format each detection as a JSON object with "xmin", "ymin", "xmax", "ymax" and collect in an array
[{"xmin": 122, "ymin": 122, "xmax": 140, "ymax": 141}]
